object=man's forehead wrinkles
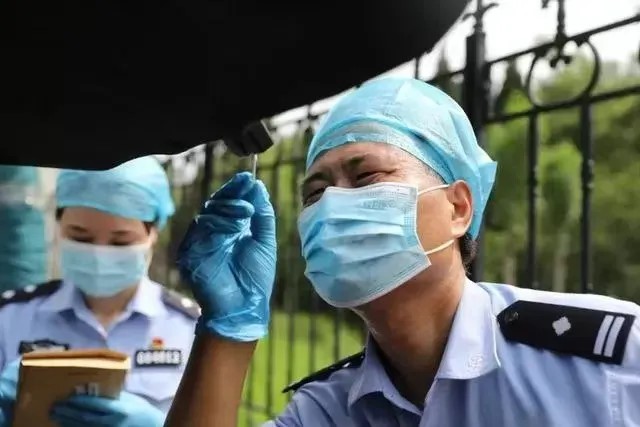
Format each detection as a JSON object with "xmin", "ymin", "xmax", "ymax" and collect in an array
[
  {"xmin": 343, "ymin": 154, "xmax": 367, "ymax": 170},
  {"xmin": 340, "ymin": 144, "xmax": 404, "ymax": 165},
  {"xmin": 303, "ymin": 142, "xmax": 405, "ymax": 185}
]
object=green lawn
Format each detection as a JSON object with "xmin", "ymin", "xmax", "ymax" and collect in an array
[{"xmin": 238, "ymin": 310, "xmax": 364, "ymax": 427}]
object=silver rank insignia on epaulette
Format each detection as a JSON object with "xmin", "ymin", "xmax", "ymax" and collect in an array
[
  {"xmin": 161, "ymin": 288, "xmax": 200, "ymax": 319},
  {"xmin": 0, "ymin": 280, "xmax": 62, "ymax": 309},
  {"xmin": 498, "ymin": 300, "xmax": 636, "ymax": 365},
  {"xmin": 282, "ymin": 350, "xmax": 365, "ymax": 393}
]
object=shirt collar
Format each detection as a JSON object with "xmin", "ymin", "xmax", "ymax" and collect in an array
[
  {"xmin": 434, "ymin": 278, "xmax": 501, "ymax": 379},
  {"xmin": 38, "ymin": 280, "xmax": 78, "ymax": 312},
  {"xmin": 347, "ymin": 279, "xmax": 501, "ymax": 408},
  {"xmin": 39, "ymin": 277, "xmax": 167, "ymax": 318},
  {"xmin": 348, "ymin": 338, "xmax": 418, "ymax": 412},
  {"xmin": 127, "ymin": 277, "xmax": 167, "ymax": 318}
]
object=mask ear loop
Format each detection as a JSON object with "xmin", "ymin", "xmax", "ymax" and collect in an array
[
  {"xmin": 417, "ymin": 184, "xmax": 449, "ymax": 196},
  {"xmin": 425, "ymin": 238, "xmax": 455, "ymax": 255},
  {"xmin": 416, "ymin": 184, "xmax": 454, "ymax": 255}
]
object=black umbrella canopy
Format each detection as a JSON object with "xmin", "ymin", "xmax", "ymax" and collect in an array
[{"xmin": 0, "ymin": 0, "xmax": 469, "ymax": 170}]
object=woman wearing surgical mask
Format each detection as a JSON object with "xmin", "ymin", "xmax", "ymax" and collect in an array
[{"xmin": 0, "ymin": 156, "xmax": 198, "ymax": 427}]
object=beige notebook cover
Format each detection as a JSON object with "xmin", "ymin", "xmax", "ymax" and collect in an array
[{"xmin": 12, "ymin": 349, "xmax": 130, "ymax": 427}]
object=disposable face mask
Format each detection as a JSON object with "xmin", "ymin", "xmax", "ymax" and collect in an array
[
  {"xmin": 298, "ymin": 182, "xmax": 453, "ymax": 308},
  {"xmin": 59, "ymin": 238, "xmax": 151, "ymax": 297}
]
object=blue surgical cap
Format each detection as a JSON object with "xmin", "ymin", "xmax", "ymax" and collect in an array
[
  {"xmin": 56, "ymin": 156, "xmax": 175, "ymax": 229},
  {"xmin": 306, "ymin": 77, "xmax": 497, "ymax": 238}
]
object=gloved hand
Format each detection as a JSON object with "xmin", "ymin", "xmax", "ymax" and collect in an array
[
  {"xmin": 49, "ymin": 391, "xmax": 164, "ymax": 427},
  {"xmin": 177, "ymin": 172, "xmax": 277, "ymax": 341},
  {"xmin": 0, "ymin": 359, "xmax": 20, "ymax": 427}
]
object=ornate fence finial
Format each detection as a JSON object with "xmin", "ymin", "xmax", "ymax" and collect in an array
[
  {"xmin": 463, "ymin": 0, "xmax": 498, "ymax": 32},
  {"xmin": 542, "ymin": 0, "xmax": 566, "ymax": 40},
  {"xmin": 541, "ymin": 0, "xmax": 572, "ymax": 68}
]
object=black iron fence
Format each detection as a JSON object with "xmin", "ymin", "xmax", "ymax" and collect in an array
[{"xmin": 154, "ymin": 1, "xmax": 640, "ymax": 424}]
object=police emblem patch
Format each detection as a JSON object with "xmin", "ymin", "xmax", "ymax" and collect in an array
[{"xmin": 18, "ymin": 339, "xmax": 70, "ymax": 355}]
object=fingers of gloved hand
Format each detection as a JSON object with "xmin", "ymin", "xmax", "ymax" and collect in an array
[
  {"xmin": 0, "ymin": 391, "xmax": 15, "ymax": 413},
  {"xmin": 193, "ymin": 211, "xmax": 251, "ymax": 236},
  {"xmin": 205, "ymin": 172, "xmax": 255, "ymax": 204},
  {"xmin": 0, "ymin": 360, "xmax": 19, "ymax": 412},
  {"xmin": 177, "ymin": 217, "xmax": 249, "ymax": 269},
  {"xmin": 179, "ymin": 199, "xmax": 253, "ymax": 247},
  {"xmin": 202, "ymin": 198, "xmax": 255, "ymax": 219},
  {"xmin": 244, "ymin": 180, "xmax": 276, "ymax": 247},
  {"xmin": 0, "ymin": 368, "xmax": 16, "ymax": 427},
  {"xmin": 0, "ymin": 359, "xmax": 21, "ymax": 384},
  {"xmin": 49, "ymin": 404, "xmax": 117, "ymax": 427},
  {"xmin": 0, "ymin": 401, "xmax": 13, "ymax": 427},
  {"xmin": 50, "ymin": 395, "xmax": 123, "ymax": 426},
  {"xmin": 49, "ymin": 407, "xmax": 97, "ymax": 427}
]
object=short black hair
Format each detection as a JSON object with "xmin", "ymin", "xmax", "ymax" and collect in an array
[
  {"xmin": 459, "ymin": 233, "xmax": 477, "ymax": 270},
  {"xmin": 55, "ymin": 208, "xmax": 155, "ymax": 233}
]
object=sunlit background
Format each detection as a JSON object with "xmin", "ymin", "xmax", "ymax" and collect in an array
[{"xmin": 1, "ymin": 0, "xmax": 638, "ymax": 424}]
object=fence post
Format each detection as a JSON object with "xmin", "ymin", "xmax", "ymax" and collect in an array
[{"xmin": 462, "ymin": 0, "xmax": 491, "ymax": 282}]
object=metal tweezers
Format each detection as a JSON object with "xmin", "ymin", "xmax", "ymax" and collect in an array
[{"xmin": 251, "ymin": 154, "xmax": 258, "ymax": 176}]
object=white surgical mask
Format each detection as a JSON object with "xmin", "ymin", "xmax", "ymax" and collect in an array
[
  {"xmin": 59, "ymin": 238, "xmax": 151, "ymax": 297},
  {"xmin": 298, "ymin": 182, "xmax": 453, "ymax": 308}
]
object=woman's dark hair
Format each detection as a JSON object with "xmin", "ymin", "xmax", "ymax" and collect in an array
[{"xmin": 55, "ymin": 208, "xmax": 155, "ymax": 233}]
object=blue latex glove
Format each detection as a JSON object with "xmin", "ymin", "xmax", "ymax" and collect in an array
[
  {"xmin": 177, "ymin": 172, "xmax": 277, "ymax": 341},
  {"xmin": 49, "ymin": 391, "xmax": 164, "ymax": 427},
  {"xmin": 0, "ymin": 359, "xmax": 20, "ymax": 427}
]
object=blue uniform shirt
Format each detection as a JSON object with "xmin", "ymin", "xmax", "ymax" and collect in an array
[
  {"xmin": 0, "ymin": 278, "xmax": 198, "ymax": 413},
  {"xmin": 268, "ymin": 280, "xmax": 640, "ymax": 426}
]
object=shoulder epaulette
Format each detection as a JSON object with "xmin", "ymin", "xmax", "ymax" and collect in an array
[
  {"xmin": 0, "ymin": 280, "xmax": 63, "ymax": 309},
  {"xmin": 161, "ymin": 288, "xmax": 200, "ymax": 319},
  {"xmin": 498, "ymin": 300, "xmax": 636, "ymax": 365},
  {"xmin": 282, "ymin": 350, "xmax": 365, "ymax": 393}
]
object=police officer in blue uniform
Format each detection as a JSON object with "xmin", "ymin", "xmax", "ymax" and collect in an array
[
  {"xmin": 162, "ymin": 77, "xmax": 640, "ymax": 427},
  {"xmin": 0, "ymin": 156, "xmax": 198, "ymax": 426}
]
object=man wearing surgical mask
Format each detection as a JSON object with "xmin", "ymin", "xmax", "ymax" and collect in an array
[
  {"xmin": 165, "ymin": 77, "xmax": 639, "ymax": 427},
  {"xmin": 0, "ymin": 157, "xmax": 198, "ymax": 426}
]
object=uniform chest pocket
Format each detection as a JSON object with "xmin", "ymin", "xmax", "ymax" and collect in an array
[{"xmin": 126, "ymin": 367, "xmax": 183, "ymax": 404}]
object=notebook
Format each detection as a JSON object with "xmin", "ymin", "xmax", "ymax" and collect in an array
[{"xmin": 12, "ymin": 349, "xmax": 130, "ymax": 427}]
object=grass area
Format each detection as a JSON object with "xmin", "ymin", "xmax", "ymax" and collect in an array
[{"xmin": 238, "ymin": 310, "xmax": 364, "ymax": 427}]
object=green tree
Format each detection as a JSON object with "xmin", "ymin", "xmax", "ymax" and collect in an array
[
  {"xmin": 494, "ymin": 60, "xmax": 525, "ymax": 115},
  {"xmin": 538, "ymin": 142, "xmax": 581, "ymax": 292},
  {"xmin": 484, "ymin": 89, "xmax": 544, "ymax": 285},
  {"xmin": 432, "ymin": 51, "xmax": 462, "ymax": 102}
]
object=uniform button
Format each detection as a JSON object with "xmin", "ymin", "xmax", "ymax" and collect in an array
[
  {"xmin": 1, "ymin": 290, "xmax": 15, "ymax": 299},
  {"xmin": 467, "ymin": 355, "xmax": 484, "ymax": 371},
  {"xmin": 23, "ymin": 285, "xmax": 36, "ymax": 293},
  {"xmin": 504, "ymin": 310, "xmax": 519, "ymax": 324}
]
